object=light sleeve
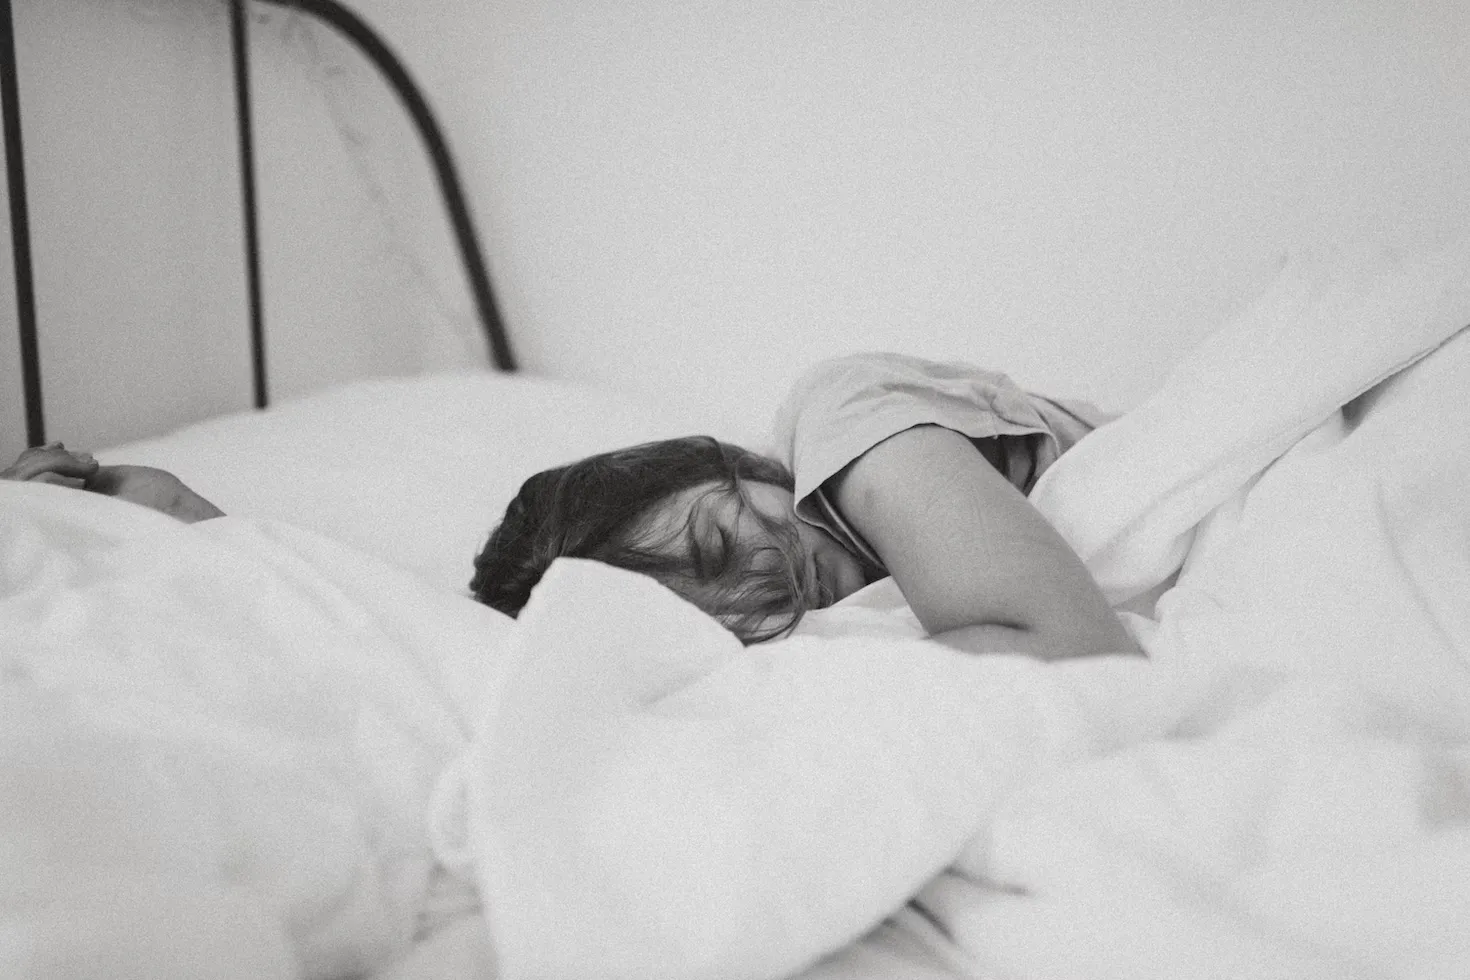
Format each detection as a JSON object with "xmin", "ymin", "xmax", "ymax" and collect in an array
[{"xmin": 768, "ymin": 353, "xmax": 1107, "ymax": 566}]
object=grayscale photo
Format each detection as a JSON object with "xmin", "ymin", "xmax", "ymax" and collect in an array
[{"xmin": 2, "ymin": 1, "xmax": 1468, "ymax": 977}]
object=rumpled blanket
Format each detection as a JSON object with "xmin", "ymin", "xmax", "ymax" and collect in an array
[
  {"xmin": 437, "ymin": 238, "xmax": 1470, "ymax": 980},
  {"xmin": 0, "ymin": 488, "xmax": 513, "ymax": 979}
]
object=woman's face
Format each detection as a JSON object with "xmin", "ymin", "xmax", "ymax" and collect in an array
[{"xmin": 656, "ymin": 480, "xmax": 869, "ymax": 608}]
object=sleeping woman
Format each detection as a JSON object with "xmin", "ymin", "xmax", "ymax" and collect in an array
[{"xmin": 472, "ymin": 353, "xmax": 1141, "ymax": 659}]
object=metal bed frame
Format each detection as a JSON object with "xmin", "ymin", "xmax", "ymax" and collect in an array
[{"xmin": 0, "ymin": 0, "xmax": 517, "ymax": 448}]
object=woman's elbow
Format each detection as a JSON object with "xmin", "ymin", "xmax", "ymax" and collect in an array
[{"xmin": 929, "ymin": 616, "xmax": 1142, "ymax": 660}]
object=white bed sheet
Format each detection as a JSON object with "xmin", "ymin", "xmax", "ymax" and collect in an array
[
  {"xmin": 99, "ymin": 372, "xmax": 745, "ymax": 595},
  {"xmin": 10, "ymin": 240, "xmax": 1470, "ymax": 980}
]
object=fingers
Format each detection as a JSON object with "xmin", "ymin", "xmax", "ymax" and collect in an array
[
  {"xmin": 0, "ymin": 442, "xmax": 101, "ymax": 482},
  {"xmin": 31, "ymin": 473, "xmax": 89, "ymax": 489}
]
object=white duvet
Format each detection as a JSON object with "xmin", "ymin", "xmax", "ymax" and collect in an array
[
  {"xmin": 4, "ymin": 241, "xmax": 1470, "ymax": 980},
  {"xmin": 0, "ymin": 489, "xmax": 514, "ymax": 979},
  {"xmin": 441, "ymin": 241, "xmax": 1470, "ymax": 980}
]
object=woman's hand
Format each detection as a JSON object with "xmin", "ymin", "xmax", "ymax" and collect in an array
[
  {"xmin": 2, "ymin": 444, "xmax": 223, "ymax": 523},
  {"xmin": 1, "ymin": 442, "xmax": 99, "ymax": 486},
  {"xmin": 85, "ymin": 465, "xmax": 225, "ymax": 524}
]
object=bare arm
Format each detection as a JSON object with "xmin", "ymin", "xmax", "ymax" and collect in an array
[
  {"xmin": 2, "ymin": 444, "xmax": 222, "ymax": 524},
  {"xmin": 827, "ymin": 425, "xmax": 1139, "ymax": 659},
  {"xmin": 87, "ymin": 465, "xmax": 225, "ymax": 524}
]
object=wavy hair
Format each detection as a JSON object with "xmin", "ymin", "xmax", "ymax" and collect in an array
[{"xmin": 470, "ymin": 436, "xmax": 815, "ymax": 643}]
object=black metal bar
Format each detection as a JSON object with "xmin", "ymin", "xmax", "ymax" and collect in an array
[
  {"xmin": 1, "ymin": 0, "xmax": 44, "ymax": 445},
  {"xmin": 230, "ymin": 0, "xmax": 268, "ymax": 409},
  {"xmin": 259, "ymin": 0, "xmax": 516, "ymax": 372},
  {"xmin": 5, "ymin": 0, "xmax": 513, "ymax": 447}
]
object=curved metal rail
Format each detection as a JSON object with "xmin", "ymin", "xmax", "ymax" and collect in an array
[{"xmin": 2, "ymin": 0, "xmax": 516, "ymax": 445}]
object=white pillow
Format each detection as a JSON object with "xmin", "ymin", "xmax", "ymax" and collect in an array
[{"xmin": 101, "ymin": 372, "xmax": 721, "ymax": 592}]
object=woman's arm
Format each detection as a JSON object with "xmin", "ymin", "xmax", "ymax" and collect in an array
[
  {"xmin": 826, "ymin": 425, "xmax": 1139, "ymax": 659},
  {"xmin": 2, "ymin": 444, "xmax": 223, "ymax": 523},
  {"xmin": 87, "ymin": 465, "xmax": 225, "ymax": 524}
]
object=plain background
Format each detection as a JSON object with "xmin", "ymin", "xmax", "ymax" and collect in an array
[{"xmin": 4, "ymin": 0, "xmax": 1469, "ymax": 460}]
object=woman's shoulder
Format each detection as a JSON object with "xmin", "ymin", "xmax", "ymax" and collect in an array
[
  {"xmin": 777, "ymin": 352, "xmax": 1016, "ymax": 421},
  {"xmin": 770, "ymin": 351, "xmax": 1108, "ymax": 486},
  {"xmin": 786, "ymin": 351, "xmax": 1011, "ymax": 392},
  {"xmin": 768, "ymin": 352, "xmax": 1018, "ymax": 482},
  {"xmin": 774, "ymin": 352, "xmax": 1027, "ymax": 434}
]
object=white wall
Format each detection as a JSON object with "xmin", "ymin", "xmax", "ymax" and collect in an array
[
  {"xmin": 247, "ymin": 4, "xmax": 483, "ymax": 402},
  {"xmin": 354, "ymin": 0, "xmax": 1470, "ymax": 431},
  {"xmin": 0, "ymin": 0, "xmax": 480, "ymax": 455},
  {"xmin": 4, "ymin": 0, "xmax": 1469, "ymax": 453},
  {"xmin": 8, "ymin": 0, "xmax": 250, "ymax": 454}
]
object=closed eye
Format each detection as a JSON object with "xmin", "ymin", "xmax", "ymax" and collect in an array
[
  {"xmin": 686, "ymin": 515, "xmax": 733, "ymax": 580},
  {"xmin": 708, "ymin": 525, "xmax": 734, "ymax": 577}
]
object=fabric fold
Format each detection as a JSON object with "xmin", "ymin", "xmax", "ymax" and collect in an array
[{"xmin": 1031, "ymin": 237, "xmax": 1470, "ymax": 604}]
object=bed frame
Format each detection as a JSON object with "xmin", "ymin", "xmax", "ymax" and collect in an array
[{"xmin": 0, "ymin": 0, "xmax": 517, "ymax": 448}]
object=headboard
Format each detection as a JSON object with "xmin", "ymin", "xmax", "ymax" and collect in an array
[{"xmin": 1, "ymin": 0, "xmax": 516, "ymax": 449}]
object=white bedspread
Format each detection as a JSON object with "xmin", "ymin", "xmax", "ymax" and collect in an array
[
  {"xmin": 8, "ymin": 239, "xmax": 1470, "ymax": 980},
  {"xmin": 921, "ymin": 337, "xmax": 1470, "ymax": 976},
  {"xmin": 0, "ymin": 486, "xmax": 515, "ymax": 979},
  {"xmin": 438, "ymin": 240, "xmax": 1470, "ymax": 980}
]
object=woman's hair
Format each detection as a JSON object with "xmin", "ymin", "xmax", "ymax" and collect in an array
[{"xmin": 470, "ymin": 436, "xmax": 814, "ymax": 643}]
